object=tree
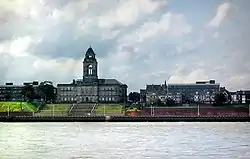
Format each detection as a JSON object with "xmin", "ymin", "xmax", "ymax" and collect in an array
[
  {"xmin": 21, "ymin": 84, "xmax": 35, "ymax": 102},
  {"xmin": 181, "ymin": 94, "xmax": 190, "ymax": 104},
  {"xmin": 214, "ymin": 92, "xmax": 227, "ymax": 106},
  {"xmin": 4, "ymin": 93, "xmax": 11, "ymax": 101},
  {"xmin": 224, "ymin": 90, "xmax": 232, "ymax": 104},
  {"xmin": 165, "ymin": 98, "xmax": 176, "ymax": 106},
  {"xmin": 37, "ymin": 81, "xmax": 56, "ymax": 103},
  {"xmin": 154, "ymin": 98, "xmax": 162, "ymax": 106},
  {"xmin": 128, "ymin": 92, "xmax": 140, "ymax": 103}
]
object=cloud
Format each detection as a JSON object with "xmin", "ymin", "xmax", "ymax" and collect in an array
[
  {"xmin": 212, "ymin": 32, "xmax": 219, "ymax": 38},
  {"xmin": 208, "ymin": 2, "xmax": 232, "ymax": 28},
  {"xmin": 98, "ymin": 0, "xmax": 167, "ymax": 29},
  {"xmin": 0, "ymin": 0, "xmax": 250, "ymax": 93},
  {"xmin": 120, "ymin": 12, "xmax": 192, "ymax": 44}
]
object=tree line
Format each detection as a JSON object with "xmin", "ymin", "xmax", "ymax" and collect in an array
[{"xmin": 21, "ymin": 81, "xmax": 56, "ymax": 103}]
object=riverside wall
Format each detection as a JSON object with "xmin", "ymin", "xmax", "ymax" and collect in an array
[
  {"xmin": 140, "ymin": 107, "xmax": 249, "ymax": 116},
  {"xmin": 0, "ymin": 116, "xmax": 250, "ymax": 122}
]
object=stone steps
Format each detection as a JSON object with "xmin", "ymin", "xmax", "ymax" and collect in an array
[{"xmin": 69, "ymin": 103, "xmax": 95, "ymax": 116}]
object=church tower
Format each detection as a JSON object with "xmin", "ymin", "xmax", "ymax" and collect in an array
[{"xmin": 83, "ymin": 46, "xmax": 98, "ymax": 82}]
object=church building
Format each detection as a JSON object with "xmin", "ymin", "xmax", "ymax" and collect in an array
[{"xmin": 56, "ymin": 47, "xmax": 127, "ymax": 103}]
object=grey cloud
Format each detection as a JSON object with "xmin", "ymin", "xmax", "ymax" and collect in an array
[
  {"xmin": 0, "ymin": 53, "xmax": 15, "ymax": 83},
  {"xmin": 1, "ymin": 0, "xmax": 250, "ymax": 93},
  {"xmin": 30, "ymin": 27, "xmax": 119, "ymax": 60}
]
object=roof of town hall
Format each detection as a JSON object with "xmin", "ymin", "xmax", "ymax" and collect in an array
[{"xmin": 57, "ymin": 79, "xmax": 126, "ymax": 86}]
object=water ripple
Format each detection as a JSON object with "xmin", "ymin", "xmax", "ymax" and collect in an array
[{"xmin": 0, "ymin": 122, "xmax": 249, "ymax": 159}]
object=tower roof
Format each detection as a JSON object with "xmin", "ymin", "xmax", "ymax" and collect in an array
[{"xmin": 86, "ymin": 46, "xmax": 95, "ymax": 56}]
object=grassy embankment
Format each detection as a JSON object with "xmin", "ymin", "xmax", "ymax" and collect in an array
[
  {"xmin": 0, "ymin": 102, "xmax": 37, "ymax": 112},
  {"xmin": 37, "ymin": 104, "xmax": 69, "ymax": 116},
  {"xmin": 95, "ymin": 104, "xmax": 124, "ymax": 114}
]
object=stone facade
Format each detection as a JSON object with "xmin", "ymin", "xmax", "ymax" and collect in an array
[{"xmin": 56, "ymin": 47, "xmax": 127, "ymax": 103}]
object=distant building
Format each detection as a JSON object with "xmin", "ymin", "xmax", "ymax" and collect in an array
[
  {"xmin": 0, "ymin": 81, "xmax": 39, "ymax": 101},
  {"xmin": 142, "ymin": 80, "xmax": 220, "ymax": 104},
  {"xmin": 140, "ymin": 89, "xmax": 146, "ymax": 103},
  {"xmin": 56, "ymin": 47, "xmax": 127, "ymax": 103},
  {"xmin": 230, "ymin": 90, "xmax": 250, "ymax": 104}
]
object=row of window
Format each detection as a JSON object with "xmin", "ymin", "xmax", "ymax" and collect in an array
[
  {"xmin": 59, "ymin": 87, "xmax": 120, "ymax": 92},
  {"xmin": 60, "ymin": 91, "xmax": 119, "ymax": 96},
  {"xmin": 61, "ymin": 97, "xmax": 116, "ymax": 101},
  {"xmin": 0, "ymin": 91, "xmax": 22, "ymax": 94}
]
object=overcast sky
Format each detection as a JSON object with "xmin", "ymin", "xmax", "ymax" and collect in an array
[{"xmin": 0, "ymin": 0, "xmax": 249, "ymax": 92}]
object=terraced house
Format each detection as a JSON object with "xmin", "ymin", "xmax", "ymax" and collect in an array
[{"xmin": 57, "ymin": 47, "xmax": 127, "ymax": 103}]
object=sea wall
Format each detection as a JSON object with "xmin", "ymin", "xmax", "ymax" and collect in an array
[
  {"xmin": 0, "ymin": 112, "xmax": 33, "ymax": 117},
  {"xmin": 141, "ymin": 107, "xmax": 249, "ymax": 116},
  {"xmin": 0, "ymin": 116, "xmax": 250, "ymax": 122}
]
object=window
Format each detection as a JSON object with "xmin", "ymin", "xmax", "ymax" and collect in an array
[
  {"xmin": 88, "ymin": 65, "xmax": 93, "ymax": 75},
  {"xmin": 109, "ymin": 97, "xmax": 111, "ymax": 101}
]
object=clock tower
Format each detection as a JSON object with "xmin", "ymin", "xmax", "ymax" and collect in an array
[{"xmin": 83, "ymin": 46, "xmax": 98, "ymax": 82}]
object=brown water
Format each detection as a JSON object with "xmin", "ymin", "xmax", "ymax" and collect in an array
[{"xmin": 0, "ymin": 122, "xmax": 249, "ymax": 159}]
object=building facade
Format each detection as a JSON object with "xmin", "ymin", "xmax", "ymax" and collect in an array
[
  {"xmin": 56, "ymin": 47, "xmax": 127, "ymax": 103},
  {"xmin": 0, "ymin": 81, "xmax": 39, "ymax": 101},
  {"xmin": 230, "ymin": 90, "xmax": 250, "ymax": 104},
  {"xmin": 142, "ymin": 80, "xmax": 221, "ymax": 104}
]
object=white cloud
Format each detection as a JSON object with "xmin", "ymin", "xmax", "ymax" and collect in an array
[
  {"xmin": 1, "ymin": 53, "xmax": 82, "ymax": 84},
  {"xmin": 120, "ymin": 12, "xmax": 192, "ymax": 44},
  {"xmin": 98, "ymin": 0, "xmax": 167, "ymax": 29},
  {"xmin": 176, "ymin": 39, "xmax": 203, "ymax": 54},
  {"xmin": 208, "ymin": 2, "xmax": 232, "ymax": 28},
  {"xmin": 0, "ymin": 38, "xmax": 28, "ymax": 57}
]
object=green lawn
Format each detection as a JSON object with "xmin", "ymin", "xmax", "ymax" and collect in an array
[
  {"xmin": 126, "ymin": 107, "xmax": 141, "ymax": 112},
  {"xmin": 0, "ymin": 102, "xmax": 37, "ymax": 112},
  {"xmin": 38, "ymin": 104, "xmax": 69, "ymax": 115},
  {"xmin": 95, "ymin": 104, "xmax": 124, "ymax": 113}
]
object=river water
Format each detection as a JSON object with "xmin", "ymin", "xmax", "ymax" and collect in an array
[{"xmin": 0, "ymin": 122, "xmax": 249, "ymax": 159}]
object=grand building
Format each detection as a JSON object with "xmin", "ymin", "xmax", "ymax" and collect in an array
[
  {"xmin": 140, "ymin": 80, "xmax": 221, "ymax": 104},
  {"xmin": 56, "ymin": 47, "xmax": 127, "ymax": 103}
]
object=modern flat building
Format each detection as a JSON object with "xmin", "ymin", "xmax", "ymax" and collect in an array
[
  {"xmin": 142, "ymin": 80, "xmax": 220, "ymax": 104},
  {"xmin": 0, "ymin": 81, "xmax": 39, "ymax": 101},
  {"xmin": 56, "ymin": 47, "xmax": 127, "ymax": 103}
]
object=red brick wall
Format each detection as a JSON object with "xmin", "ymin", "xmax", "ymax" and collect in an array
[{"xmin": 141, "ymin": 108, "xmax": 249, "ymax": 116}]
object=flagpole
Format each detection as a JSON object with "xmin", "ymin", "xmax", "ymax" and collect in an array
[
  {"xmin": 249, "ymin": 104, "xmax": 250, "ymax": 117},
  {"xmin": 151, "ymin": 104, "xmax": 153, "ymax": 116},
  {"xmin": 52, "ymin": 105, "xmax": 55, "ymax": 116},
  {"xmin": 153, "ymin": 105, "xmax": 154, "ymax": 116},
  {"xmin": 8, "ymin": 105, "xmax": 10, "ymax": 117},
  {"xmin": 104, "ymin": 104, "xmax": 106, "ymax": 116}
]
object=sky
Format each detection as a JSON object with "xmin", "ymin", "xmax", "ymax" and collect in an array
[{"xmin": 0, "ymin": 0, "xmax": 249, "ymax": 92}]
